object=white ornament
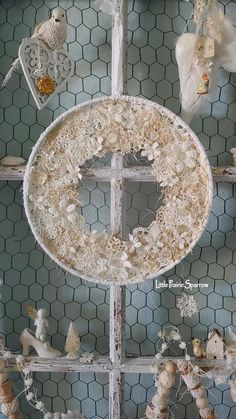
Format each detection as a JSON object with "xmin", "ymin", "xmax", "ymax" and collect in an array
[
  {"xmin": 19, "ymin": 38, "xmax": 74, "ymax": 110},
  {"xmin": 2, "ymin": 8, "xmax": 68, "ymax": 86},
  {"xmin": 34, "ymin": 308, "xmax": 48, "ymax": 342},
  {"xmin": 206, "ymin": 329, "xmax": 225, "ymax": 360},
  {"xmin": 177, "ymin": 293, "xmax": 198, "ymax": 318}
]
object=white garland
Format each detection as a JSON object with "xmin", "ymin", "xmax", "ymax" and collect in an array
[
  {"xmin": 0, "ymin": 345, "xmax": 85, "ymax": 418},
  {"xmin": 24, "ymin": 96, "xmax": 212, "ymax": 284}
]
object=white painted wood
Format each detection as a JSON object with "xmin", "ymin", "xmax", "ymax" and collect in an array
[
  {"xmin": 1, "ymin": 165, "xmax": 236, "ymax": 182},
  {"xmin": 212, "ymin": 166, "xmax": 236, "ymax": 183},
  {"xmin": 0, "ymin": 355, "xmax": 228, "ymax": 374},
  {"xmin": 111, "ymin": 0, "xmax": 127, "ymax": 96},
  {"xmin": 109, "ymin": 1, "xmax": 128, "ymax": 417},
  {"xmin": 109, "ymin": 285, "xmax": 125, "ymax": 418},
  {"xmin": 0, "ymin": 165, "xmax": 26, "ymax": 180},
  {"xmin": 110, "ymin": 154, "xmax": 126, "ymax": 236}
]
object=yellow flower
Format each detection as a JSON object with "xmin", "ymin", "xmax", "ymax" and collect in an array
[{"xmin": 37, "ymin": 75, "xmax": 56, "ymax": 95}]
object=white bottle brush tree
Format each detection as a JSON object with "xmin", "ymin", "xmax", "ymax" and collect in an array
[{"xmin": 65, "ymin": 322, "xmax": 80, "ymax": 359}]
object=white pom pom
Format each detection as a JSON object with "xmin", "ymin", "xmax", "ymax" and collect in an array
[{"xmin": 26, "ymin": 392, "xmax": 34, "ymax": 401}]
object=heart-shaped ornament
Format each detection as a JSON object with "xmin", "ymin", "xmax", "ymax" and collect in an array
[{"xmin": 19, "ymin": 38, "xmax": 74, "ymax": 110}]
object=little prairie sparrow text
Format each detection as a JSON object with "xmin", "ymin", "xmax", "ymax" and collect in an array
[{"xmin": 155, "ymin": 279, "xmax": 208, "ymax": 290}]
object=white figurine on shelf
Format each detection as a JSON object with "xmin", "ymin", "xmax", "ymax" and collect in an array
[
  {"xmin": 206, "ymin": 329, "xmax": 225, "ymax": 360},
  {"xmin": 34, "ymin": 308, "xmax": 49, "ymax": 342},
  {"xmin": 20, "ymin": 306, "xmax": 61, "ymax": 359}
]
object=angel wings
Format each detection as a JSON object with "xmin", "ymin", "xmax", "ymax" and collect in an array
[{"xmin": 176, "ymin": 1, "xmax": 236, "ymax": 124}]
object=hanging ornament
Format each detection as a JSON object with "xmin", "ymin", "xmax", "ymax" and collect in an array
[
  {"xmin": 176, "ymin": 293, "xmax": 198, "ymax": 318},
  {"xmin": 2, "ymin": 8, "xmax": 74, "ymax": 110},
  {"xmin": 176, "ymin": 0, "xmax": 219, "ymax": 124}
]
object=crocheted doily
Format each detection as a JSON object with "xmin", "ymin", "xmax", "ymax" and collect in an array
[{"xmin": 24, "ymin": 96, "xmax": 212, "ymax": 284}]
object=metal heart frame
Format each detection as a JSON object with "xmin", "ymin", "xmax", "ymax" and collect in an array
[{"xmin": 19, "ymin": 38, "xmax": 74, "ymax": 110}]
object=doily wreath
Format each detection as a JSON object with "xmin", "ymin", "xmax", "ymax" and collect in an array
[{"xmin": 23, "ymin": 96, "xmax": 212, "ymax": 284}]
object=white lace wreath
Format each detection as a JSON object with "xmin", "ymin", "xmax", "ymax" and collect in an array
[{"xmin": 24, "ymin": 96, "xmax": 212, "ymax": 284}]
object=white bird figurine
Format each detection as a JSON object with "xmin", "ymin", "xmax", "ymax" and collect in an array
[{"xmin": 2, "ymin": 7, "xmax": 67, "ymax": 87}]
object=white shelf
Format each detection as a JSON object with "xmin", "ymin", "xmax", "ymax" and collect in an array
[{"xmin": 0, "ymin": 355, "xmax": 226, "ymax": 374}]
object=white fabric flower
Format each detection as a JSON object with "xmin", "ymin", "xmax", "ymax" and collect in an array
[
  {"xmin": 49, "ymin": 200, "xmax": 77, "ymax": 227},
  {"xmin": 16, "ymin": 354, "xmax": 24, "ymax": 363},
  {"xmin": 141, "ymin": 143, "xmax": 160, "ymax": 161},
  {"xmin": 35, "ymin": 401, "xmax": 44, "ymax": 410},
  {"xmin": 179, "ymin": 342, "xmax": 187, "ymax": 350},
  {"xmin": 79, "ymin": 352, "xmax": 94, "ymax": 364},
  {"xmin": 121, "ymin": 252, "xmax": 132, "ymax": 269},
  {"xmin": 26, "ymin": 392, "xmax": 34, "ymax": 401},
  {"xmin": 3, "ymin": 351, "xmax": 12, "ymax": 359},
  {"xmin": 160, "ymin": 343, "xmax": 168, "ymax": 353},
  {"xmin": 128, "ymin": 234, "xmax": 142, "ymax": 254},
  {"xmin": 24, "ymin": 378, "xmax": 33, "ymax": 387}
]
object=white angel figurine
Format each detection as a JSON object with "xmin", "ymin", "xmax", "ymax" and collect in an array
[{"xmin": 34, "ymin": 308, "xmax": 49, "ymax": 342}]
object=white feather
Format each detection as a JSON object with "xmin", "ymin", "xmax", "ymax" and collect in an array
[
  {"xmin": 2, "ymin": 57, "xmax": 21, "ymax": 87},
  {"xmin": 213, "ymin": 15, "xmax": 236, "ymax": 73},
  {"xmin": 175, "ymin": 33, "xmax": 216, "ymax": 124}
]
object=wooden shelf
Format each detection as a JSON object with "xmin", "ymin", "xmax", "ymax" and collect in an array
[
  {"xmin": 212, "ymin": 166, "xmax": 236, "ymax": 182},
  {"xmin": 0, "ymin": 355, "xmax": 226, "ymax": 374},
  {"xmin": 0, "ymin": 165, "xmax": 26, "ymax": 181},
  {"xmin": 1, "ymin": 165, "xmax": 236, "ymax": 182}
]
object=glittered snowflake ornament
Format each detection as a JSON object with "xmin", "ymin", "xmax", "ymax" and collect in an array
[{"xmin": 177, "ymin": 293, "xmax": 198, "ymax": 318}]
